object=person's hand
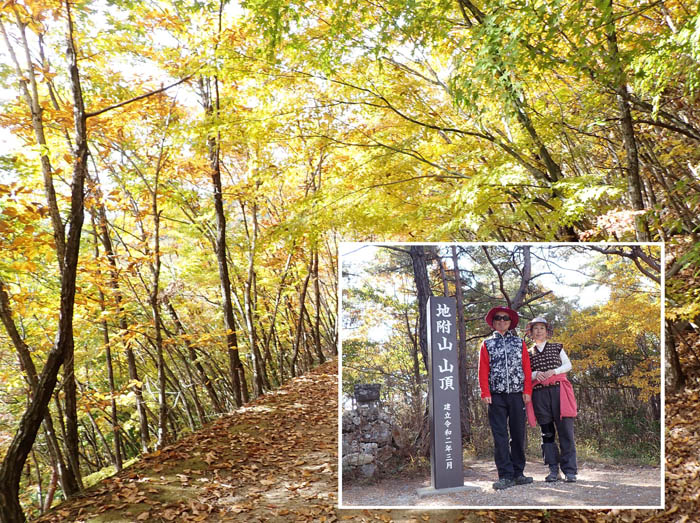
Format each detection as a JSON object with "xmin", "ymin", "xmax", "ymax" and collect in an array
[
  {"xmin": 535, "ymin": 371, "xmax": 545, "ymax": 382},
  {"xmin": 482, "ymin": 396, "xmax": 492, "ymax": 404},
  {"xmin": 523, "ymin": 393, "xmax": 531, "ymax": 404},
  {"xmin": 542, "ymin": 369, "xmax": 555, "ymax": 380}
]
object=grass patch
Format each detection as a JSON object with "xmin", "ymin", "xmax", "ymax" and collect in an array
[{"xmin": 83, "ymin": 458, "xmax": 139, "ymax": 489}]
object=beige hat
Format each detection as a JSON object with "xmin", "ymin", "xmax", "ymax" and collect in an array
[{"xmin": 525, "ymin": 316, "xmax": 553, "ymax": 339}]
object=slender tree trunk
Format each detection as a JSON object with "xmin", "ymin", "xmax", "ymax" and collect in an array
[
  {"xmin": 603, "ymin": 0, "xmax": 649, "ymax": 241},
  {"xmin": 165, "ymin": 299, "xmax": 225, "ymax": 414},
  {"xmin": 511, "ymin": 246, "xmax": 531, "ymax": 310},
  {"xmin": 290, "ymin": 259, "xmax": 313, "ymax": 377},
  {"xmin": 63, "ymin": 335, "xmax": 83, "ymax": 491},
  {"xmin": 151, "ymin": 204, "xmax": 169, "ymax": 449},
  {"xmin": 0, "ymin": 4, "xmax": 88, "ymax": 519},
  {"xmin": 86, "ymin": 412, "xmax": 113, "ymax": 467},
  {"xmin": 261, "ymin": 249, "xmax": 293, "ymax": 382},
  {"xmin": 95, "ymin": 199, "xmax": 150, "ymax": 453},
  {"xmin": 409, "ymin": 246, "xmax": 432, "ymax": 370},
  {"xmin": 170, "ymin": 341, "xmax": 208, "ymax": 426},
  {"xmin": 43, "ymin": 466, "xmax": 58, "ymax": 512},
  {"xmin": 242, "ymin": 201, "xmax": 266, "ymax": 396},
  {"xmin": 201, "ymin": 75, "xmax": 246, "ymax": 408},
  {"xmin": 80, "ymin": 419, "xmax": 102, "ymax": 471},
  {"xmin": 312, "ymin": 250, "xmax": 326, "ymax": 363},
  {"xmin": 31, "ymin": 451, "xmax": 42, "ymax": 515},
  {"xmin": 325, "ymin": 236, "xmax": 339, "ymax": 356},
  {"xmin": 437, "ymin": 256, "xmax": 449, "ymax": 296},
  {"xmin": 451, "ymin": 246, "xmax": 471, "ymax": 442},
  {"xmin": 91, "ymin": 216, "xmax": 123, "ymax": 472}
]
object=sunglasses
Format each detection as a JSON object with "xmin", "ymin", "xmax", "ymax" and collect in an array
[{"xmin": 493, "ymin": 315, "xmax": 511, "ymax": 321}]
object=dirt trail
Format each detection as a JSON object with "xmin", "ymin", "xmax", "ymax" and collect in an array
[
  {"xmin": 341, "ymin": 460, "xmax": 662, "ymax": 508},
  {"xmin": 36, "ymin": 361, "xmax": 340, "ymax": 522}
]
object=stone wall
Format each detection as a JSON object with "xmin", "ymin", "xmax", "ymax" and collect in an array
[{"xmin": 342, "ymin": 404, "xmax": 395, "ymax": 479}]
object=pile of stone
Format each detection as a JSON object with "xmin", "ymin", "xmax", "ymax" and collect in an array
[{"xmin": 342, "ymin": 384, "xmax": 396, "ymax": 479}]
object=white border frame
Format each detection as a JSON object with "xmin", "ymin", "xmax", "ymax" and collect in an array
[{"xmin": 337, "ymin": 241, "xmax": 665, "ymax": 510}]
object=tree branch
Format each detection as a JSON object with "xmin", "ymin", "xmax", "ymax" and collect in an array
[{"xmin": 86, "ymin": 73, "xmax": 197, "ymax": 118}]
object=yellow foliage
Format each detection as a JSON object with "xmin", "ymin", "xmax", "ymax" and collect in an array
[{"xmin": 562, "ymin": 269, "xmax": 660, "ymax": 401}]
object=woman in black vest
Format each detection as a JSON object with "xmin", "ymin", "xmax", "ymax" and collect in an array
[{"xmin": 526, "ymin": 317, "xmax": 578, "ymax": 483}]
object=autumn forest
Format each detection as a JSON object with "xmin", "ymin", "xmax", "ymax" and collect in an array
[{"xmin": 1, "ymin": 0, "xmax": 699, "ymax": 520}]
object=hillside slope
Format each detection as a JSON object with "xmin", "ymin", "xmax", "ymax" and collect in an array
[{"xmin": 36, "ymin": 361, "xmax": 339, "ymax": 522}]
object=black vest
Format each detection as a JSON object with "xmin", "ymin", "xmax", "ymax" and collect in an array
[{"xmin": 529, "ymin": 342, "xmax": 563, "ymax": 372}]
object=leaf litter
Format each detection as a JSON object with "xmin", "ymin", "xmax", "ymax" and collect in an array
[{"xmin": 33, "ymin": 358, "xmax": 696, "ymax": 521}]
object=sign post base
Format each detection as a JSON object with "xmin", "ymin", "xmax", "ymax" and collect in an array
[{"xmin": 416, "ymin": 483, "xmax": 480, "ymax": 497}]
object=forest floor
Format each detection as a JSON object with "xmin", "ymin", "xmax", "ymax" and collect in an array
[{"xmin": 34, "ymin": 358, "xmax": 665, "ymax": 522}]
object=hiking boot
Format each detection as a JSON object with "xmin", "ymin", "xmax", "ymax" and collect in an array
[
  {"xmin": 492, "ymin": 478, "xmax": 516, "ymax": 490},
  {"xmin": 542, "ymin": 442, "xmax": 560, "ymax": 482},
  {"xmin": 545, "ymin": 465, "xmax": 560, "ymax": 482},
  {"xmin": 565, "ymin": 473, "xmax": 577, "ymax": 483},
  {"xmin": 515, "ymin": 475, "xmax": 533, "ymax": 485}
]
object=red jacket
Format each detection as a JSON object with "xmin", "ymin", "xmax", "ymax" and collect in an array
[{"xmin": 526, "ymin": 373, "xmax": 578, "ymax": 427}]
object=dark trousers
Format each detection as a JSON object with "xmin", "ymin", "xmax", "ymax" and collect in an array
[
  {"xmin": 488, "ymin": 392, "xmax": 526, "ymax": 480},
  {"xmin": 534, "ymin": 385, "xmax": 577, "ymax": 475},
  {"xmin": 553, "ymin": 417, "xmax": 576, "ymax": 475}
]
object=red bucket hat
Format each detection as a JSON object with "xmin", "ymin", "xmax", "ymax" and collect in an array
[{"xmin": 485, "ymin": 306, "xmax": 519, "ymax": 329}]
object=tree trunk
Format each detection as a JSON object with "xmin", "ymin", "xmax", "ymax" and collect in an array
[
  {"xmin": 86, "ymin": 412, "xmax": 113, "ymax": 467},
  {"xmin": 31, "ymin": 451, "xmax": 42, "ymax": 515},
  {"xmin": 42, "ymin": 466, "xmax": 58, "ymax": 512},
  {"xmin": 95, "ymin": 195, "xmax": 150, "ymax": 454},
  {"xmin": 603, "ymin": 0, "xmax": 649, "ymax": 241},
  {"xmin": 511, "ymin": 246, "xmax": 531, "ymax": 310},
  {"xmin": 409, "ymin": 246, "xmax": 433, "ymax": 457},
  {"xmin": 451, "ymin": 246, "xmax": 471, "ymax": 442},
  {"xmin": 62, "ymin": 337, "xmax": 83, "ymax": 491},
  {"xmin": 242, "ymin": 201, "xmax": 266, "ymax": 396},
  {"xmin": 0, "ymin": 4, "xmax": 88, "ymax": 519},
  {"xmin": 409, "ymin": 246, "xmax": 432, "ymax": 370},
  {"xmin": 165, "ymin": 299, "xmax": 225, "ymax": 414},
  {"xmin": 169, "ymin": 340, "xmax": 208, "ymax": 426},
  {"xmin": 290, "ymin": 259, "xmax": 313, "ymax": 377},
  {"xmin": 312, "ymin": 249, "xmax": 326, "ymax": 364},
  {"xmin": 0, "ymin": 280, "xmax": 80, "ymax": 497},
  {"xmin": 261, "ymin": 249, "xmax": 294, "ymax": 382},
  {"xmin": 91, "ymin": 216, "xmax": 123, "ymax": 472},
  {"xmin": 201, "ymin": 75, "xmax": 247, "ymax": 408},
  {"xmin": 325, "ymin": 235, "xmax": 339, "ymax": 356}
]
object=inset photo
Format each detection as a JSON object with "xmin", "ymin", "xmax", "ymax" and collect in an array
[{"xmin": 338, "ymin": 243, "xmax": 663, "ymax": 509}]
